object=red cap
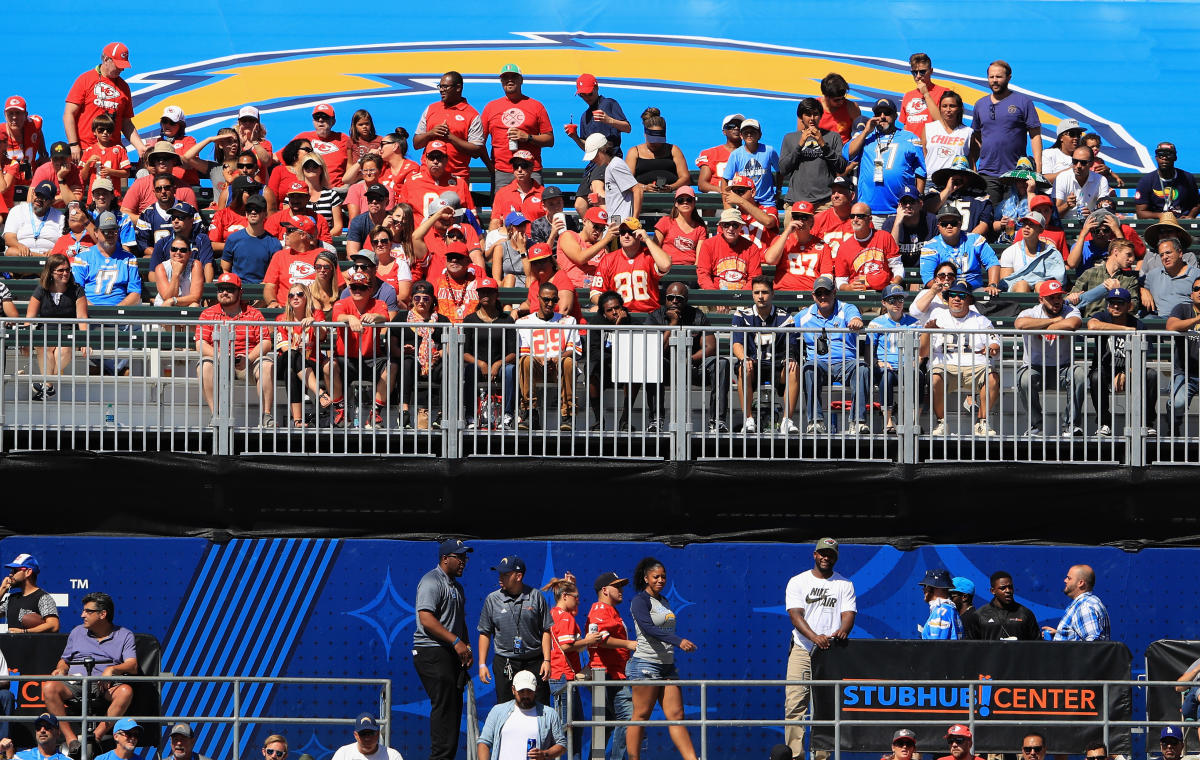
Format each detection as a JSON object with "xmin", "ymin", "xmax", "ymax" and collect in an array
[
  {"xmin": 287, "ymin": 180, "xmax": 308, "ymax": 194},
  {"xmin": 476, "ymin": 276, "xmax": 500, "ymax": 290},
  {"xmin": 729, "ymin": 174, "xmax": 754, "ymax": 190},
  {"xmin": 216, "ymin": 272, "xmax": 242, "ymax": 288},
  {"xmin": 791, "ymin": 201, "xmax": 815, "ymax": 215},
  {"xmin": 425, "ymin": 140, "xmax": 449, "ymax": 155},
  {"xmin": 1037, "ymin": 279, "xmax": 1064, "ymax": 297},
  {"xmin": 103, "ymin": 42, "xmax": 131, "ymax": 69},
  {"xmin": 1029, "ymin": 194, "xmax": 1053, "ymax": 210},
  {"xmin": 674, "ymin": 185, "xmax": 696, "ymax": 198},
  {"xmin": 584, "ymin": 207, "xmax": 609, "ymax": 225},
  {"xmin": 527, "ymin": 243, "xmax": 554, "ymax": 262},
  {"xmin": 312, "ymin": 103, "xmax": 335, "ymax": 118},
  {"xmin": 346, "ymin": 269, "xmax": 371, "ymax": 286},
  {"xmin": 865, "ymin": 266, "xmax": 892, "ymax": 290},
  {"xmin": 512, "ymin": 149, "xmax": 535, "ymax": 162},
  {"xmin": 945, "ymin": 725, "xmax": 972, "ymax": 740},
  {"xmin": 4, "ymin": 96, "xmax": 25, "ymax": 113},
  {"xmin": 283, "ymin": 215, "xmax": 317, "ymax": 236},
  {"xmin": 586, "ymin": 192, "xmax": 601, "ymax": 205},
  {"xmin": 445, "ymin": 240, "xmax": 470, "ymax": 256},
  {"xmin": 576, "ymin": 73, "xmax": 598, "ymax": 94}
]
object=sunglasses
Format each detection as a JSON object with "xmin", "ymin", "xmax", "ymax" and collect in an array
[
  {"xmin": 313, "ymin": 114, "xmax": 332, "ymax": 121},
  {"xmin": 170, "ymin": 246, "xmax": 190, "ymax": 253},
  {"xmin": 675, "ymin": 197, "xmax": 695, "ymax": 204},
  {"xmin": 935, "ymin": 273, "xmax": 956, "ymax": 279},
  {"xmin": 883, "ymin": 296, "xmax": 905, "ymax": 304},
  {"xmin": 411, "ymin": 294, "xmax": 433, "ymax": 302},
  {"xmin": 1156, "ymin": 151, "xmax": 1176, "ymax": 158},
  {"xmin": 349, "ymin": 285, "xmax": 370, "ymax": 292},
  {"xmin": 911, "ymin": 68, "xmax": 930, "ymax": 76},
  {"xmin": 718, "ymin": 222, "xmax": 740, "ymax": 228},
  {"xmin": 237, "ymin": 163, "xmax": 256, "ymax": 169},
  {"xmin": 95, "ymin": 127, "xmax": 113, "ymax": 134},
  {"xmin": 216, "ymin": 286, "xmax": 238, "ymax": 293},
  {"xmin": 723, "ymin": 122, "xmax": 742, "ymax": 130},
  {"xmin": 264, "ymin": 751, "xmax": 287, "ymax": 758},
  {"xmin": 849, "ymin": 213, "xmax": 870, "ymax": 219},
  {"xmin": 354, "ymin": 262, "xmax": 377, "ymax": 269},
  {"xmin": 665, "ymin": 294, "xmax": 687, "ymax": 302},
  {"xmin": 1023, "ymin": 749, "xmax": 1043, "ymax": 754},
  {"xmin": 1072, "ymin": 158, "xmax": 1091, "ymax": 165},
  {"xmin": 938, "ymin": 220, "xmax": 961, "ymax": 227},
  {"xmin": 314, "ymin": 263, "xmax": 334, "ymax": 271},
  {"xmin": 511, "ymin": 162, "xmax": 533, "ymax": 170},
  {"xmin": 540, "ymin": 295, "xmax": 560, "ymax": 303},
  {"xmin": 445, "ymin": 254, "xmax": 467, "ymax": 261},
  {"xmin": 372, "ymin": 238, "xmax": 390, "ymax": 246},
  {"xmin": 894, "ymin": 742, "xmax": 915, "ymax": 749},
  {"xmin": 155, "ymin": 186, "xmax": 174, "ymax": 192},
  {"xmin": 947, "ymin": 293, "xmax": 968, "ymax": 299},
  {"xmin": 427, "ymin": 153, "xmax": 447, "ymax": 162},
  {"xmin": 947, "ymin": 738, "xmax": 967, "ymax": 745},
  {"xmin": 288, "ymin": 292, "xmax": 306, "ymax": 299}
]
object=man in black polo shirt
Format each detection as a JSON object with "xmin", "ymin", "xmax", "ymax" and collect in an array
[
  {"xmin": 645, "ymin": 282, "xmax": 731, "ymax": 432},
  {"xmin": 974, "ymin": 571, "xmax": 1040, "ymax": 640}
]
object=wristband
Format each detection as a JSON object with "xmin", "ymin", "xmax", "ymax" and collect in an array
[
  {"xmin": 68, "ymin": 142, "xmax": 79, "ymax": 147},
  {"xmin": 451, "ymin": 636, "xmax": 460, "ymax": 647}
]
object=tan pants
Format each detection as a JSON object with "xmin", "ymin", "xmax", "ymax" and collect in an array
[
  {"xmin": 785, "ymin": 642, "xmax": 811, "ymax": 759},
  {"xmin": 518, "ymin": 355, "xmax": 575, "ymax": 417}
]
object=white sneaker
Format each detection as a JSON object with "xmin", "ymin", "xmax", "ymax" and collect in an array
[
  {"xmin": 851, "ymin": 421, "xmax": 871, "ymax": 435},
  {"xmin": 741, "ymin": 417, "xmax": 757, "ymax": 434},
  {"xmin": 973, "ymin": 420, "xmax": 998, "ymax": 437},
  {"xmin": 1096, "ymin": 424, "xmax": 1112, "ymax": 437},
  {"xmin": 779, "ymin": 418, "xmax": 798, "ymax": 435},
  {"xmin": 1147, "ymin": 427, "xmax": 1158, "ymax": 437},
  {"xmin": 931, "ymin": 419, "xmax": 947, "ymax": 436}
]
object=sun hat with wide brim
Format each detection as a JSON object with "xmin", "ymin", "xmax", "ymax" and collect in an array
[
  {"xmin": 1144, "ymin": 212, "xmax": 1195, "ymax": 251},
  {"xmin": 999, "ymin": 156, "xmax": 1050, "ymax": 190}
]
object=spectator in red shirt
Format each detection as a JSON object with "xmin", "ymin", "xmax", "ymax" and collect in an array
[
  {"xmin": 587, "ymin": 572, "xmax": 637, "ymax": 760},
  {"xmin": 77, "ymin": 114, "xmax": 128, "ymax": 203},
  {"xmin": 817, "ymin": 73, "xmax": 862, "ymax": 143},
  {"xmin": 696, "ymin": 208, "xmax": 764, "ymax": 292},
  {"xmin": 234, "ymin": 106, "xmax": 274, "ymax": 183},
  {"xmin": 401, "ymin": 141, "xmax": 474, "ymax": 226},
  {"xmin": 557, "ymin": 206, "xmax": 615, "ymax": 291},
  {"xmin": 31, "ymin": 142, "xmax": 84, "ymax": 208},
  {"xmin": 835, "ymin": 203, "xmax": 902, "ymax": 291},
  {"xmin": 696, "ymin": 113, "xmax": 743, "ymax": 193},
  {"xmin": 723, "ymin": 173, "xmax": 779, "ymax": 248},
  {"xmin": 654, "ymin": 186, "xmax": 708, "ymax": 265},
  {"xmin": 264, "ymin": 138, "xmax": 312, "ymax": 214},
  {"xmin": 435, "ymin": 243, "xmax": 480, "ymax": 323},
  {"xmin": 812, "ymin": 176, "xmax": 856, "ymax": 260},
  {"xmin": 522, "ymin": 243, "xmax": 581, "ymax": 320},
  {"xmin": 196, "ymin": 272, "xmax": 274, "ymax": 425},
  {"xmin": 208, "ymin": 176, "xmax": 260, "ymax": 253},
  {"xmin": 543, "ymin": 576, "xmax": 602, "ymax": 755},
  {"xmin": 1, "ymin": 95, "xmax": 47, "ymax": 184},
  {"xmin": 63, "ymin": 42, "xmax": 147, "ymax": 161},
  {"xmin": 149, "ymin": 106, "xmax": 202, "ymax": 185},
  {"xmin": 348, "ymin": 109, "xmax": 383, "ymax": 166},
  {"xmin": 49, "ymin": 204, "xmax": 95, "ymax": 261},
  {"xmin": 262, "ymin": 216, "xmax": 337, "ymax": 308},
  {"xmin": 291, "ymin": 103, "xmax": 353, "ymax": 189},
  {"xmin": 490, "ymin": 149, "xmax": 545, "ymax": 228},
  {"xmin": 328, "ymin": 269, "xmax": 396, "ymax": 429},
  {"xmin": 266, "ymin": 181, "xmax": 332, "ymax": 245},
  {"xmin": 481, "ymin": 63, "xmax": 553, "ymax": 192},
  {"xmin": 413, "ymin": 71, "xmax": 485, "ymax": 185},
  {"xmin": 378, "ymin": 129, "xmax": 421, "ymax": 201},
  {"xmin": 592, "ymin": 218, "xmax": 672, "ymax": 312},
  {"xmin": 274, "ymin": 282, "xmax": 330, "ymax": 428},
  {"xmin": 414, "ymin": 201, "xmax": 484, "ymax": 276},
  {"xmin": 900, "ymin": 54, "xmax": 948, "ymax": 141},
  {"xmin": 764, "ymin": 201, "xmax": 834, "ymax": 291}
]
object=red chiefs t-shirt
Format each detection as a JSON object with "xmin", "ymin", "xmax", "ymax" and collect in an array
[
  {"xmin": 0, "ymin": 160, "xmax": 18, "ymax": 213},
  {"xmin": 120, "ymin": 171, "xmax": 196, "ymax": 214},
  {"xmin": 65, "ymin": 69, "xmax": 133, "ymax": 149},
  {"xmin": 812, "ymin": 208, "xmax": 856, "ymax": 260},
  {"xmin": 557, "ymin": 231, "xmax": 607, "ymax": 291},
  {"xmin": 526, "ymin": 270, "xmax": 583, "ymax": 321},
  {"xmin": 263, "ymin": 247, "xmax": 344, "ymax": 297},
  {"xmin": 695, "ymin": 145, "xmax": 733, "ymax": 182},
  {"xmin": 834, "ymin": 230, "xmax": 900, "ymax": 289},
  {"xmin": 402, "ymin": 171, "xmax": 475, "ymax": 223},
  {"xmin": 380, "ymin": 158, "xmax": 421, "ymax": 203},
  {"xmin": 195, "ymin": 303, "xmax": 269, "ymax": 355},
  {"xmin": 1, "ymin": 120, "xmax": 43, "ymax": 180},
  {"xmin": 292, "ymin": 130, "xmax": 352, "ymax": 186},
  {"xmin": 267, "ymin": 165, "xmax": 300, "ymax": 202},
  {"xmin": 209, "ymin": 207, "xmax": 248, "ymax": 244},
  {"xmin": 772, "ymin": 234, "xmax": 834, "ymax": 291},
  {"xmin": 435, "ymin": 271, "xmax": 480, "ymax": 323},
  {"xmin": 655, "ymin": 216, "xmax": 708, "ymax": 266},
  {"xmin": 80, "ymin": 143, "xmax": 130, "ymax": 202},
  {"xmin": 418, "ymin": 99, "xmax": 482, "ymax": 181},
  {"xmin": 740, "ymin": 209, "xmax": 779, "ymax": 249},
  {"xmin": 696, "ymin": 235, "xmax": 764, "ymax": 291},
  {"xmin": 818, "ymin": 101, "xmax": 857, "ymax": 142},
  {"xmin": 491, "ymin": 181, "xmax": 546, "ymax": 223},
  {"xmin": 594, "ymin": 249, "xmax": 664, "ymax": 312},
  {"xmin": 481, "ymin": 95, "xmax": 552, "ymax": 172},
  {"xmin": 417, "ymin": 225, "xmax": 482, "ymax": 282},
  {"xmin": 900, "ymin": 85, "xmax": 947, "ymax": 140},
  {"xmin": 331, "ymin": 296, "xmax": 390, "ymax": 357},
  {"xmin": 549, "ymin": 606, "xmax": 582, "ymax": 680},
  {"xmin": 586, "ymin": 601, "xmax": 630, "ymax": 680}
]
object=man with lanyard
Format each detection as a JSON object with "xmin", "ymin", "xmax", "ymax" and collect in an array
[
  {"xmin": 794, "ymin": 275, "xmax": 869, "ymax": 435},
  {"xmin": 413, "ymin": 71, "xmax": 485, "ymax": 186},
  {"xmin": 918, "ymin": 205, "xmax": 1000, "ymax": 292},
  {"xmin": 845, "ymin": 98, "xmax": 926, "ymax": 228},
  {"xmin": 11, "ymin": 713, "xmax": 69, "ymax": 760},
  {"xmin": 868, "ymin": 284, "xmax": 921, "ymax": 435},
  {"xmin": 3, "ymin": 181, "xmax": 62, "ymax": 255},
  {"xmin": 478, "ymin": 556, "xmax": 553, "ymax": 706},
  {"xmin": 1134, "ymin": 142, "xmax": 1200, "ymax": 219}
]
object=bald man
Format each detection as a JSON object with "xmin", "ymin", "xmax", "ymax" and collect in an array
[{"xmin": 1044, "ymin": 564, "xmax": 1110, "ymax": 641}]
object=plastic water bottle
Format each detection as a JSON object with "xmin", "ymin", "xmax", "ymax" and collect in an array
[
  {"xmin": 588, "ymin": 623, "xmax": 598, "ymax": 635},
  {"xmin": 104, "ymin": 403, "xmax": 115, "ymax": 428}
]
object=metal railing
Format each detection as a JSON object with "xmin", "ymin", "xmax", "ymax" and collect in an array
[
  {"xmin": 565, "ymin": 676, "xmax": 1185, "ymax": 760},
  {"xmin": 4, "ymin": 317, "xmax": 1200, "ymax": 465},
  {"xmin": 5, "ymin": 673, "xmax": 390, "ymax": 760}
]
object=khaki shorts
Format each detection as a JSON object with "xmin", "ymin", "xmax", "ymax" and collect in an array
[
  {"xmin": 200, "ymin": 355, "xmax": 273, "ymax": 380},
  {"xmin": 932, "ymin": 363, "xmax": 991, "ymax": 391}
]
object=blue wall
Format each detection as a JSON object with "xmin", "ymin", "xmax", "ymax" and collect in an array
[{"xmin": 0, "ymin": 536, "xmax": 1184, "ymax": 759}]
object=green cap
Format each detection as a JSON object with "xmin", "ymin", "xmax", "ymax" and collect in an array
[
  {"xmin": 815, "ymin": 537, "xmax": 839, "ymax": 556},
  {"xmin": 499, "ymin": 63, "xmax": 522, "ymax": 76}
]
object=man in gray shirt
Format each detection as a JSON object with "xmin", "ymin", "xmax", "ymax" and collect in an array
[
  {"xmin": 779, "ymin": 98, "xmax": 847, "ymax": 207},
  {"xmin": 413, "ymin": 539, "xmax": 474, "ymax": 760},
  {"xmin": 477, "ymin": 555, "xmax": 553, "ymax": 705}
]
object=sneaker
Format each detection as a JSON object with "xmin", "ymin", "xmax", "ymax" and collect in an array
[
  {"xmin": 707, "ymin": 419, "xmax": 728, "ymax": 433},
  {"xmin": 779, "ymin": 418, "xmax": 798, "ymax": 435},
  {"xmin": 45, "ymin": 384, "xmax": 56, "ymax": 398},
  {"xmin": 645, "ymin": 418, "xmax": 660, "ymax": 433},
  {"xmin": 851, "ymin": 421, "xmax": 870, "ymax": 435},
  {"xmin": 560, "ymin": 415, "xmax": 574, "ymax": 432},
  {"xmin": 331, "ymin": 402, "xmax": 346, "ymax": 428},
  {"xmin": 1063, "ymin": 425, "xmax": 1083, "ymax": 437},
  {"xmin": 813, "ymin": 419, "xmax": 829, "ymax": 435},
  {"xmin": 1026, "ymin": 425, "xmax": 1043, "ymax": 437},
  {"xmin": 931, "ymin": 419, "xmax": 947, "ymax": 436},
  {"xmin": 260, "ymin": 413, "xmax": 275, "ymax": 428},
  {"xmin": 31, "ymin": 382, "xmax": 43, "ymax": 401},
  {"xmin": 499, "ymin": 414, "xmax": 515, "ymax": 431},
  {"xmin": 365, "ymin": 407, "xmax": 385, "ymax": 429},
  {"xmin": 1147, "ymin": 427, "xmax": 1158, "ymax": 437},
  {"xmin": 973, "ymin": 420, "xmax": 998, "ymax": 437},
  {"xmin": 963, "ymin": 396, "xmax": 979, "ymax": 417},
  {"xmin": 1096, "ymin": 424, "xmax": 1112, "ymax": 437},
  {"xmin": 885, "ymin": 423, "xmax": 897, "ymax": 435},
  {"xmin": 740, "ymin": 417, "xmax": 757, "ymax": 434}
]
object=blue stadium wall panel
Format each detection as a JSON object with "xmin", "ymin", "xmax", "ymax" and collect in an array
[
  {"xmin": 16, "ymin": 2, "xmax": 1200, "ymax": 173},
  {"xmin": 2, "ymin": 536, "xmax": 1190, "ymax": 759}
]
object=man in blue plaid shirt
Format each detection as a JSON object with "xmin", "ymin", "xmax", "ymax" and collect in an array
[{"xmin": 1046, "ymin": 565, "xmax": 1110, "ymax": 641}]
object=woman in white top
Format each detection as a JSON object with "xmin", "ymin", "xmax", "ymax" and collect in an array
[
  {"xmin": 1041, "ymin": 121, "xmax": 1085, "ymax": 183},
  {"xmin": 153, "ymin": 234, "xmax": 203, "ymax": 307},
  {"xmin": 909, "ymin": 261, "xmax": 964, "ymax": 322},
  {"xmin": 922, "ymin": 90, "xmax": 972, "ymax": 178}
]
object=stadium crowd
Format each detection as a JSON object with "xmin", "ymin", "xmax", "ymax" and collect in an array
[{"xmin": 2, "ymin": 46, "xmax": 1199, "ymax": 435}]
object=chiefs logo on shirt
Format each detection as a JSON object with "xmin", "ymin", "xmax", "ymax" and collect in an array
[
  {"xmin": 672, "ymin": 236, "xmax": 697, "ymax": 253},
  {"xmin": 311, "ymin": 139, "xmax": 340, "ymax": 156},
  {"xmin": 287, "ymin": 260, "xmax": 316, "ymax": 284},
  {"xmin": 92, "ymin": 82, "xmax": 122, "ymax": 110},
  {"xmin": 501, "ymin": 108, "xmax": 526, "ymax": 128}
]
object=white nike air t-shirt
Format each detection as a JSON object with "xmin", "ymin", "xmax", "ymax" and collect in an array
[{"xmin": 784, "ymin": 569, "xmax": 858, "ymax": 651}]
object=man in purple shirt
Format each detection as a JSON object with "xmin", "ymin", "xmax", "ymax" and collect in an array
[
  {"xmin": 971, "ymin": 60, "xmax": 1042, "ymax": 206},
  {"xmin": 41, "ymin": 592, "xmax": 138, "ymax": 756}
]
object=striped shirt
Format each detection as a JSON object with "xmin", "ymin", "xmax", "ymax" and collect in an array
[{"xmin": 310, "ymin": 188, "xmax": 343, "ymax": 229}]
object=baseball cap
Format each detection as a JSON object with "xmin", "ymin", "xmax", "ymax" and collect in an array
[
  {"xmin": 594, "ymin": 571, "xmax": 630, "ymax": 593},
  {"xmin": 49, "ymin": 142, "xmax": 70, "ymax": 159},
  {"xmin": 244, "ymin": 194, "xmax": 267, "ymax": 213},
  {"xmin": 1020, "ymin": 211, "xmax": 1046, "ymax": 228},
  {"xmin": 1089, "ymin": 208, "xmax": 1117, "ymax": 227},
  {"xmin": 504, "ymin": 211, "xmax": 528, "ymax": 227},
  {"xmin": 873, "ymin": 97, "xmax": 899, "ymax": 115},
  {"xmin": 675, "ymin": 185, "xmax": 696, "ymax": 198},
  {"xmin": 33, "ymin": 713, "xmax": 58, "ymax": 729},
  {"xmin": 813, "ymin": 275, "xmax": 836, "ymax": 293},
  {"xmin": 576, "ymin": 73, "xmax": 598, "ymax": 94},
  {"xmin": 1106, "ymin": 287, "xmax": 1132, "ymax": 302},
  {"xmin": 355, "ymin": 713, "xmax": 379, "ymax": 733},
  {"xmin": 1037, "ymin": 280, "xmax": 1064, "ymax": 297},
  {"xmin": 113, "ymin": 718, "xmax": 140, "ymax": 734},
  {"xmin": 815, "ymin": 537, "xmax": 839, "ymax": 556},
  {"xmin": 237, "ymin": 105, "xmax": 260, "ymax": 121},
  {"xmin": 582, "ymin": 133, "xmax": 608, "ymax": 161},
  {"xmin": 161, "ymin": 106, "xmax": 185, "ymax": 123},
  {"xmin": 739, "ymin": 118, "xmax": 761, "ymax": 132},
  {"xmin": 96, "ymin": 211, "xmax": 120, "ymax": 231},
  {"xmin": 91, "ymin": 177, "xmax": 114, "ymax": 193},
  {"xmin": 881, "ymin": 284, "xmax": 906, "ymax": 300},
  {"xmin": 898, "ymin": 184, "xmax": 919, "ymax": 202},
  {"xmin": 583, "ymin": 207, "xmax": 609, "ymax": 226},
  {"xmin": 527, "ymin": 242, "xmax": 554, "ymax": 262},
  {"xmin": 893, "ymin": 729, "xmax": 917, "ymax": 743},
  {"xmin": 946, "ymin": 279, "xmax": 973, "ymax": 298},
  {"xmin": 32, "ymin": 180, "xmax": 55, "ymax": 198},
  {"xmin": 542, "ymin": 185, "xmax": 563, "ymax": 200},
  {"xmin": 103, "ymin": 42, "xmax": 131, "ymax": 69},
  {"xmin": 511, "ymin": 149, "xmax": 535, "ymax": 163},
  {"xmin": 491, "ymin": 556, "xmax": 526, "ymax": 574},
  {"xmin": 476, "ymin": 276, "xmax": 499, "ymax": 291},
  {"xmin": 1162, "ymin": 726, "xmax": 1183, "ymax": 741},
  {"xmin": 830, "ymin": 176, "xmax": 853, "ymax": 192},
  {"xmin": 286, "ymin": 180, "xmax": 308, "ymax": 195},
  {"xmin": 216, "ymin": 272, "xmax": 242, "ymax": 288},
  {"xmin": 951, "ymin": 577, "xmax": 975, "ymax": 595},
  {"xmin": 282, "ymin": 215, "xmax": 317, "ymax": 236},
  {"xmin": 721, "ymin": 113, "xmax": 745, "ymax": 129},
  {"xmin": 918, "ymin": 568, "xmax": 953, "ymax": 589},
  {"xmin": 618, "ymin": 217, "xmax": 642, "ymax": 232},
  {"xmin": 230, "ymin": 175, "xmax": 263, "ymax": 196},
  {"xmin": 313, "ymin": 103, "xmax": 335, "ymax": 118},
  {"xmin": 4, "ymin": 96, "xmax": 26, "ymax": 113},
  {"xmin": 169, "ymin": 201, "xmax": 197, "ymax": 218},
  {"xmin": 4, "ymin": 554, "xmax": 39, "ymax": 572},
  {"xmin": 425, "ymin": 140, "xmax": 449, "ymax": 156},
  {"xmin": 438, "ymin": 538, "xmax": 473, "ymax": 557},
  {"xmin": 790, "ymin": 200, "xmax": 815, "ymax": 216},
  {"xmin": 169, "ymin": 724, "xmax": 193, "ymax": 738},
  {"xmin": 364, "ymin": 183, "xmax": 390, "ymax": 201},
  {"xmin": 936, "ymin": 204, "xmax": 963, "ymax": 221},
  {"xmin": 512, "ymin": 670, "xmax": 538, "ymax": 692},
  {"xmin": 718, "ymin": 208, "xmax": 743, "ymax": 225},
  {"xmin": 499, "ymin": 63, "xmax": 521, "ymax": 76},
  {"xmin": 352, "ymin": 249, "xmax": 378, "ymax": 265},
  {"xmin": 1029, "ymin": 194, "xmax": 1053, "ymax": 210},
  {"xmin": 728, "ymin": 174, "xmax": 755, "ymax": 190},
  {"xmin": 945, "ymin": 725, "xmax": 972, "ymax": 739},
  {"xmin": 346, "ymin": 270, "xmax": 371, "ymax": 286},
  {"xmin": 1056, "ymin": 118, "xmax": 1083, "ymax": 137}
]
